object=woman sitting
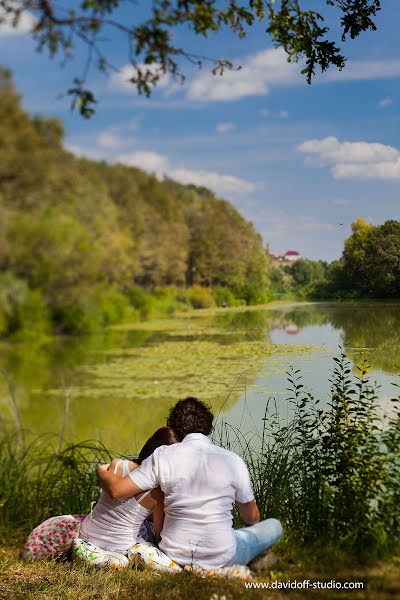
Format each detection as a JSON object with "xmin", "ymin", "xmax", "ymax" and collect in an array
[{"xmin": 22, "ymin": 427, "xmax": 178, "ymax": 568}]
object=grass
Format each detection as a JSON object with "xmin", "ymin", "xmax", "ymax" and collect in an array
[{"xmin": 0, "ymin": 543, "xmax": 399, "ymax": 600}]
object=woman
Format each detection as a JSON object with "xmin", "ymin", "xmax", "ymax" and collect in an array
[{"xmin": 22, "ymin": 427, "xmax": 178, "ymax": 566}]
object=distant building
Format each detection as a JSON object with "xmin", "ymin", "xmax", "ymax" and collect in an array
[
  {"xmin": 269, "ymin": 252, "xmax": 281, "ymax": 260},
  {"xmin": 284, "ymin": 250, "xmax": 301, "ymax": 262}
]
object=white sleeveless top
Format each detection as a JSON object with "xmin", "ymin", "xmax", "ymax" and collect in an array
[{"xmin": 80, "ymin": 460, "xmax": 152, "ymax": 552}]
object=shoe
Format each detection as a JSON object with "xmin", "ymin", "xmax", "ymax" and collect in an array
[
  {"xmin": 248, "ymin": 549, "xmax": 277, "ymax": 573},
  {"xmin": 72, "ymin": 538, "xmax": 129, "ymax": 569}
]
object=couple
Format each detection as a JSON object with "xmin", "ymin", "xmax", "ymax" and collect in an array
[{"xmin": 85, "ymin": 397, "xmax": 282, "ymax": 570}]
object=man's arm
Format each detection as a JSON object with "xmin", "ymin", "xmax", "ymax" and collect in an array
[
  {"xmin": 97, "ymin": 464, "xmax": 144, "ymax": 500},
  {"xmin": 237, "ymin": 500, "xmax": 260, "ymax": 525}
]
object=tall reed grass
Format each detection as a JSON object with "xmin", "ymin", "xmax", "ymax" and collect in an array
[
  {"xmin": 216, "ymin": 350, "xmax": 400, "ymax": 558},
  {"xmin": 1, "ymin": 351, "xmax": 399, "ymax": 558}
]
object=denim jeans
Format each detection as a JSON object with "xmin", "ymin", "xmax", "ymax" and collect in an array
[{"xmin": 225, "ymin": 518, "xmax": 282, "ymax": 566}]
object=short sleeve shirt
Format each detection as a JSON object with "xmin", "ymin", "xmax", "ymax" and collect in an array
[{"xmin": 129, "ymin": 433, "xmax": 254, "ymax": 567}]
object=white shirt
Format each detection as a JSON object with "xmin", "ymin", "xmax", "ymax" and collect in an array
[
  {"xmin": 80, "ymin": 460, "xmax": 151, "ymax": 553},
  {"xmin": 128, "ymin": 433, "xmax": 254, "ymax": 568}
]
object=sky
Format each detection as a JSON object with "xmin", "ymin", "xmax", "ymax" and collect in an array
[{"xmin": 1, "ymin": 1, "xmax": 400, "ymax": 261}]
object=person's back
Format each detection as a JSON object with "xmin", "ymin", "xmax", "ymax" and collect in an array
[{"xmin": 143, "ymin": 433, "xmax": 253, "ymax": 567}]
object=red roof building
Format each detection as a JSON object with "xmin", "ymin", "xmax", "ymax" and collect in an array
[{"xmin": 284, "ymin": 250, "xmax": 301, "ymax": 262}]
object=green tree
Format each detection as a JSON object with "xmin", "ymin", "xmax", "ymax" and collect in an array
[
  {"xmin": 0, "ymin": 1, "xmax": 382, "ymax": 115},
  {"xmin": 289, "ymin": 258, "xmax": 327, "ymax": 290},
  {"xmin": 339, "ymin": 219, "xmax": 400, "ymax": 298},
  {"xmin": 0, "ymin": 70, "xmax": 271, "ymax": 334}
]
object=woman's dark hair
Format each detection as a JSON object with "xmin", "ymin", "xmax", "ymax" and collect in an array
[
  {"xmin": 167, "ymin": 397, "xmax": 214, "ymax": 440},
  {"xmin": 137, "ymin": 426, "xmax": 178, "ymax": 464}
]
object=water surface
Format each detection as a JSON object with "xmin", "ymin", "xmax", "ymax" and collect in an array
[{"xmin": 1, "ymin": 301, "xmax": 399, "ymax": 452}]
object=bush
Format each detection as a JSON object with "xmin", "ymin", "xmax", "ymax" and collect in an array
[
  {"xmin": 0, "ymin": 272, "xmax": 50, "ymax": 338},
  {"xmin": 187, "ymin": 285, "xmax": 215, "ymax": 309},
  {"xmin": 216, "ymin": 350, "xmax": 400, "ymax": 559},
  {"xmin": 212, "ymin": 286, "xmax": 242, "ymax": 307},
  {"xmin": 233, "ymin": 283, "xmax": 270, "ymax": 305},
  {"xmin": 53, "ymin": 285, "xmax": 131, "ymax": 334},
  {"xmin": 124, "ymin": 286, "xmax": 155, "ymax": 319}
]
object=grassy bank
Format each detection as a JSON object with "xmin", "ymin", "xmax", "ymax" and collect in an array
[{"xmin": 1, "ymin": 543, "xmax": 399, "ymax": 600}]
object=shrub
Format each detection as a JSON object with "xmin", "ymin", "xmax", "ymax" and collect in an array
[
  {"xmin": 233, "ymin": 283, "xmax": 270, "ymax": 305},
  {"xmin": 187, "ymin": 285, "xmax": 215, "ymax": 309},
  {"xmin": 0, "ymin": 272, "xmax": 50, "ymax": 338},
  {"xmin": 211, "ymin": 286, "xmax": 242, "ymax": 307},
  {"xmin": 216, "ymin": 350, "xmax": 400, "ymax": 559},
  {"xmin": 53, "ymin": 285, "xmax": 130, "ymax": 334},
  {"xmin": 124, "ymin": 286, "xmax": 155, "ymax": 319}
]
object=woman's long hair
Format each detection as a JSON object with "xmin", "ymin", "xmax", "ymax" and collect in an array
[{"xmin": 137, "ymin": 426, "xmax": 178, "ymax": 464}]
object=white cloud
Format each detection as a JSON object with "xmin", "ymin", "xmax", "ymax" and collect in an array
[
  {"xmin": 279, "ymin": 110, "xmax": 289, "ymax": 119},
  {"xmin": 186, "ymin": 49, "xmax": 400, "ymax": 103},
  {"xmin": 298, "ymin": 136, "xmax": 400, "ymax": 181},
  {"xmin": 322, "ymin": 59, "xmax": 400, "ymax": 82},
  {"xmin": 116, "ymin": 150, "xmax": 258, "ymax": 196},
  {"xmin": 333, "ymin": 160, "xmax": 400, "ymax": 180},
  {"xmin": 378, "ymin": 96, "xmax": 394, "ymax": 109},
  {"xmin": 97, "ymin": 130, "xmax": 127, "ymax": 150},
  {"xmin": 298, "ymin": 137, "xmax": 399, "ymax": 164},
  {"xmin": 259, "ymin": 109, "xmax": 270, "ymax": 118},
  {"xmin": 65, "ymin": 144, "xmax": 103, "ymax": 161},
  {"xmin": 168, "ymin": 168, "xmax": 258, "ymax": 195},
  {"xmin": 117, "ymin": 150, "xmax": 169, "ymax": 174},
  {"xmin": 0, "ymin": 10, "xmax": 35, "ymax": 35},
  {"xmin": 216, "ymin": 122, "xmax": 236, "ymax": 134},
  {"xmin": 187, "ymin": 48, "xmax": 299, "ymax": 102},
  {"xmin": 109, "ymin": 63, "xmax": 170, "ymax": 94}
]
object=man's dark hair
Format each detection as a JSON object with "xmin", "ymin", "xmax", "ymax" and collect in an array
[{"xmin": 167, "ymin": 397, "xmax": 214, "ymax": 440}]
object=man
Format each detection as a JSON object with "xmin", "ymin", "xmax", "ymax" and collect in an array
[{"xmin": 98, "ymin": 397, "xmax": 282, "ymax": 568}]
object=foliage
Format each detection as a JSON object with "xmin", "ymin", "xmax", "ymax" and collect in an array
[
  {"xmin": 187, "ymin": 285, "xmax": 215, "ymax": 309},
  {"xmin": 0, "ymin": 1, "xmax": 382, "ymax": 115},
  {"xmin": 270, "ymin": 218, "xmax": 400, "ymax": 300},
  {"xmin": 339, "ymin": 220, "xmax": 400, "ymax": 298},
  {"xmin": 211, "ymin": 286, "xmax": 243, "ymax": 307},
  {"xmin": 0, "ymin": 70, "xmax": 269, "ymax": 335},
  {"xmin": 217, "ymin": 350, "xmax": 400, "ymax": 559},
  {"xmin": 233, "ymin": 283, "xmax": 270, "ymax": 305},
  {"xmin": 0, "ymin": 432, "xmax": 112, "ymax": 529},
  {"xmin": 0, "ymin": 272, "xmax": 50, "ymax": 337},
  {"xmin": 287, "ymin": 258, "xmax": 328, "ymax": 295}
]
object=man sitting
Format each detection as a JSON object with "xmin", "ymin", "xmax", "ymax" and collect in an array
[{"xmin": 98, "ymin": 397, "xmax": 282, "ymax": 569}]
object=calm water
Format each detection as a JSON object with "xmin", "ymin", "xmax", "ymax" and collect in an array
[{"xmin": 1, "ymin": 301, "xmax": 399, "ymax": 453}]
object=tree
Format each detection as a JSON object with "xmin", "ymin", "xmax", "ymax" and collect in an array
[
  {"xmin": 289, "ymin": 258, "xmax": 327, "ymax": 289},
  {"xmin": 0, "ymin": 1, "xmax": 382, "ymax": 116},
  {"xmin": 340, "ymin": 219, "xmax": 400, "ymax": 298}
]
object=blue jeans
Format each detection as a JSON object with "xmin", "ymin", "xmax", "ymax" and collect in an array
[{"xmin": 225, "ymin": 518, "xmax": 282, "ymax": 566}]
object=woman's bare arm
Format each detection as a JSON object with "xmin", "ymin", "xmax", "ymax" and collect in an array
[{"xmin": 150, "ymin": 488, "xmax": 165, "ymax": 538}]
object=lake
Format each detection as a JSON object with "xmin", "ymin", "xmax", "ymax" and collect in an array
[{"xmin": 1, "ymin": 301, "xmax": 399, "ymax": 453}]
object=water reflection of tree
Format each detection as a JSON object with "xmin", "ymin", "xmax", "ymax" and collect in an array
[
  {"xmin": 216, "ymin": 303, "xmax": 400, "ymax": 374},
  {"xmin": 274, "ymin": 302, "xmax": 400, "ymax": 374},
  {"xmin": 323, "ymin": 303, "xmax": 400, "ymax": 374},
  {"xmin": 0, "ymin": 328, "xmax": 154, "ymax": 436}
]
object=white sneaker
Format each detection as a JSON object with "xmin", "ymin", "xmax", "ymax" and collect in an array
[{"xmin": 72, "ymin": 538, "xmax": 129, "ymax": 569}]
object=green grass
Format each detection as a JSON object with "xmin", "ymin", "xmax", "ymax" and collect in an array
[{"xmin": 0, "ymin": 543, "xmax": 399, "ymax": 600}]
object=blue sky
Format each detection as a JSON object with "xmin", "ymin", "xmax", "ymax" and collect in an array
[{"xmin": 1, "ymin": 1, "xmax": 400, "ymax": 261}]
